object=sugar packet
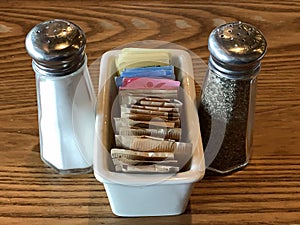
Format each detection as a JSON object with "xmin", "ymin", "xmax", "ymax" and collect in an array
[
  {"xmin": 115, "ymin": 48, "xmax": 171, "ymax": 72},
  {"xmin": 119, "ymin": 77, "xmax": 180, "ymax": 90}
]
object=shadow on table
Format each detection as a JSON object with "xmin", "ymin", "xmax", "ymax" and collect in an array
[
  {"xmin": 88, "ymin": 203, "xmax": 192, "ymax": 225},
  {"xmin": 89, "ymin": 213, "xmax": 192, "ymax": 225}
]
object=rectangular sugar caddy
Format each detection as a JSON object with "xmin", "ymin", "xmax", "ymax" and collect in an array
[{"xmin": 94, "ymin": 49, "xmax": 205, "ymax": 216}]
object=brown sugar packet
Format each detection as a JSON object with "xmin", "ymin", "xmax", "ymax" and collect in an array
[
  {"xmin": 115, "ymin": 135, "xmax": 192, "ymax": 153},
  {"xmin": 138, "ymin": 98, "xmax": 182, "ymax": 108},
  {"xmin": 121, "ymin": 104, "xmax": 180, "ymax": 118},
  {"xmin": 114, "ymin": 164, "xmax": 180, "ymax": 173},
  {"xmin": 121, "ymin": 113, "xmax": 179, "ymax": 121},
  {"xmin": 111, "ymin": 148, "xmax": 174, "ymax": 161},
  {"xmin": 138, "ymin": 97, "xmax": 173, "ymax": 103},
  {"xmin": 130, "ymin": 104, "xmax": 180, "ymax": 113},
  {"xmin": 112, "ymin": 157, "xmax": 178, "ymax": 166},
  {"xmin": 118, "ymin": 127, "xmax": 181, "ymax": 141},
  {"xmin": 119, "ymin": 90, "xmax": 179, "ymax": 105},
  {"xmin": 121, "ymin": 113, "xmax": 181, "ymax": 127},
  {"xmin": 115, "ymin": 135, "xmax": 176, "ymax": 152},
  {"xmin": 114, "ymin": 118, "xmax": 176, "ymax": 129}
]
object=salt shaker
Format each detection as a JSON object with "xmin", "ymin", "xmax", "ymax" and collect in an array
[
  {"xmin": 199, "ymin": 21, "xmax": 267, "ymax": 174},
  {"xmin": 25, "ymin": 19, "xmax": 96, "ymax": 174}
]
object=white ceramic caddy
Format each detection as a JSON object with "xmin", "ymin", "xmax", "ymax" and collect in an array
[{"xmin": 94, "ymin": 49, "xmax": 205, "ymax": 217}]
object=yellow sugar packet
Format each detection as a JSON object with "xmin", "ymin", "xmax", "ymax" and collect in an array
[{"xmin": 116, "ymin": 48, "xmax": 171, "ymax": 72}]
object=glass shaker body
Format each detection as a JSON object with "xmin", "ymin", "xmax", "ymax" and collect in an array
[
  {"xmin": 26, "ymin": 19, "xmax": 96, "ymax": 174},
  {"xmin": 199, "ymin": 66, "xmax": 258, "ymax": 174},
  {"xmin": 35, "ymin": 57, "xmax": 95, "ymax": 173},
  {"xmin": 199, "ymin": 22, "xmax": 267, "ymax": 174}
]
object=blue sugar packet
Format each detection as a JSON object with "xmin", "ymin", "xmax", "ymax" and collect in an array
[
  {"xmin": 121, "ymin": 66, "xmax": 175, "ymax": 80},
  {"xmin": 116, "ymin": 66, "xmax": 176, "ymax": 88},
  {"xmin": 121, "ymin": 71, "xmax": 174, "ymax": 80},
  {"xmin": 115, "ymin": 76, "xmax": 124, "ymax": 88}
]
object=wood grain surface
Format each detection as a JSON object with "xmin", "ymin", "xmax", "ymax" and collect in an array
[{"xmin": 0, "ymin": 0, "xmax": 300, "ymax": 224}]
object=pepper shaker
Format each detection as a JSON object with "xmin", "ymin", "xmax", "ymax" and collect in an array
[
  {"xmin": 25, "ymin": 19, "xmax": 96, "ymax": 174},
  {"xmin": 199, "ymin": 21, "xmax": 267, "ymax": 174}
]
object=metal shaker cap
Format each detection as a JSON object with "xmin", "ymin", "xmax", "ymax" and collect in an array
[
  {"xmin": 25, "ymin": 19, "xmax": 86, "ymax": 76},
  {"xmin": 208, "ymin": 21, "xmax": 267, "ymax": 77}
]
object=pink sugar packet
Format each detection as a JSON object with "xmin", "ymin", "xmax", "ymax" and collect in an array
[{"xmin": 119, "ymin": 77, "xmax": 180, "ymax": 90}]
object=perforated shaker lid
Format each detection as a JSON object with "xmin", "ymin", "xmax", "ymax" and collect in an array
[
  {"xmin": 208, "ymin": 21, "xmax": 267, "ymax": 76},
  {"xmin": 25, "ymin": 19, "xmax": 86, "ymax": 76}
]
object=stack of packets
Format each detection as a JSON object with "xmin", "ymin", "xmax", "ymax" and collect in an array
[{"xmin": 111, "ymin": 48, "xmax": 193, "ymax": 173}]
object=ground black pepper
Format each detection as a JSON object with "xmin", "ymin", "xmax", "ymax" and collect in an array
[{"xmin": 199, "ymin": 70, "xmax": 251, "ymax": 173}]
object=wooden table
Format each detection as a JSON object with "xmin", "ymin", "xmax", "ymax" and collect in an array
[{"xmin": 0, "ymin": 1, "xmax": 299, "ymax": 224}]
